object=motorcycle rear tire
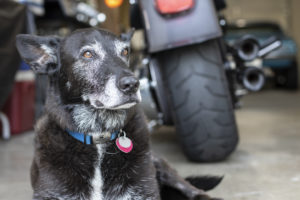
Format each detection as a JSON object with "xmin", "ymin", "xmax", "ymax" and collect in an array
[{"xmin": 157, "ymin": 39, "xmax": 238, "ymax": 162}]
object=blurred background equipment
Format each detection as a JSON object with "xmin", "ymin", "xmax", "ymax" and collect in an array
[
  {"xmin": 225, "ymin": 21, "xmax": 298, "ymax": 90},
  {"xmin": 0, "ymin": 1, "xmax": 27, "ymax": 110},
  {"xmin": 224, "ymin": 32, "xmax": 282, "ymax": 105},
  {"xmin": 104, "ymin": 0, "xmax": 124, "ymax": 8},
  {"xmin": 0, "ymin": 1, "xmax": 28, "ymax": 139},
  {"xmin": 223, "ymin": 0, "xmax": 300, "ymax": 88},
  {"xmin": 33, "ymin": 0, "xmax": 106, "ymax": 36}
]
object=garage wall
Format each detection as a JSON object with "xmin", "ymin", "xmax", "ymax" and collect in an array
[
  {"xmin": 223, "ymin": 0, "xmax": 290, "ymax": 31},
  {"xmin": 223, "ymin": 0, "xmax": 300, "ymax": 85}
]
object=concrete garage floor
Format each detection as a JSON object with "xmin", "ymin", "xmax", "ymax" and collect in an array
[
  {"xmin": 151, "ymin": 90, "xmax": 300, "ymax": 200},
  {"xmin": 0, "ymin": 90, "xmax": 299, "ymax": 200}
]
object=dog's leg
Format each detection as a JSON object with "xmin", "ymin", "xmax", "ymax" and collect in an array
[{"xmin": 152, "ymin": 155, "xmax": 221, "ymax": 200}]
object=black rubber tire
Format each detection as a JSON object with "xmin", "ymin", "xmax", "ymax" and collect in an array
[{"xmin": 156, "ymin": 39, "xmax": 239, "ymax": 162}]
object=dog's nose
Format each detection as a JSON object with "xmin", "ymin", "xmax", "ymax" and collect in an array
[{"xmin": 118, "ymin": 76, "xmax": 140, "ymax": 94}]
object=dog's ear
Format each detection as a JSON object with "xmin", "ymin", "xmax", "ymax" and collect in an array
[
  {"xmin": 16, "ymin": 34, "xmax": 61, "ymax": 75},
  {"xmin": 120, "ymin": 28, "xmax": 135, "ymax": 42}
]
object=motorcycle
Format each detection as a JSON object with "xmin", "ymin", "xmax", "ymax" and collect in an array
[
  {"xmin": 123, "ymin": 0, "xmax": 281, "ymax": 162},
  {"xmin": 125, "ymin": 0, "xmax": 238, "ymax": 162}
]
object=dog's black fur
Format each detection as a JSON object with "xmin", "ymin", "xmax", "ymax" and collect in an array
[{"xmin": 16, "ymin": 28, "xmax": 221, "ymax": 200}]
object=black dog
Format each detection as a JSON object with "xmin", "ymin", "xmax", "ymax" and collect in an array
[{"xmin": 16, "ymin": 28, "xmax": 221, "ymax": 200}]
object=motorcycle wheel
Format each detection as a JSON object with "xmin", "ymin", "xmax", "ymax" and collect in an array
[{"xmin": 156, "ymin": 39, "xmax": 239, "ymax": 162}]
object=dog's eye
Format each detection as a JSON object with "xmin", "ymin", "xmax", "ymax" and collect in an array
[
  {"xmin": 121, "ymin": 48, "xmax": 129, "ymax": 57},
  {"xmin": 83, "ymin": 51, "xmax": 93, "ymax": 58}
]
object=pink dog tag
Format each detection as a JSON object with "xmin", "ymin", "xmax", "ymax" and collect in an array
[{"xmin": 116, "ymin": 135, "xmax": 133, "ymax": 153}]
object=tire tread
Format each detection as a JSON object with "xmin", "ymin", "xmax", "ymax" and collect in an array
[{"xmin": 158, "ymin": 40, "xmax": 239, "ymax": 162}]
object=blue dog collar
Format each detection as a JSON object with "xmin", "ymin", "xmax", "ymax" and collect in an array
[{"xmin": 67, "ymin": 130, "xmax": 118, "ymax": 145}]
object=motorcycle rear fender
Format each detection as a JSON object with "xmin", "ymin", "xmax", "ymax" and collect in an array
[{"xmin": 139, "ymin": 0, "xmax": 222, "ymax": 53}]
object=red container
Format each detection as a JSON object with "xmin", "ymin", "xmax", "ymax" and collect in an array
[{"xmin": 2, "ymin": 81, "xmax": 35, "ymax": 134}]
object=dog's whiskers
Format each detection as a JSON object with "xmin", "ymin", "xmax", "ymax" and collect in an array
[{"xmin": 103, "ymin": 150, "xmax": 119, "ymax": 155}]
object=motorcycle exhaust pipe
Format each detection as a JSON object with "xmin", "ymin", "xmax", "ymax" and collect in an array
[
  {"xmin": 258, "ymin": 36, "xmax": 282, "ymax": 57},
  {"xmin": 235, "ymin": 35, "xmax": 260, "ymax": 61},
  {"xmin": 239, "ymin": 67, "xmax": 265, "ymax": 92}
]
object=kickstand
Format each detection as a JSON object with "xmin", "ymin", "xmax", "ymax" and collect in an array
[{"xmin": 0, "ymin": 112, "xmax": 10, "ymax": 140}]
